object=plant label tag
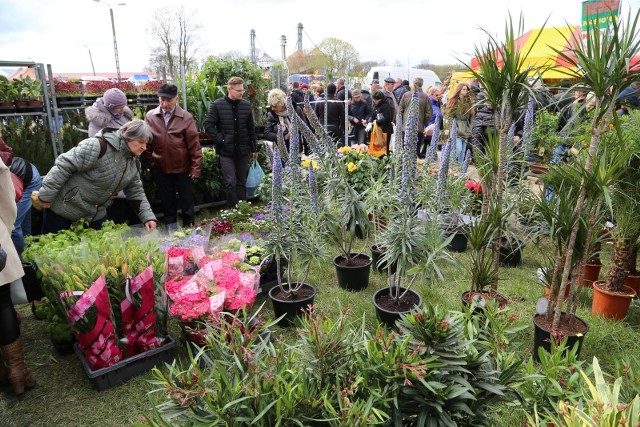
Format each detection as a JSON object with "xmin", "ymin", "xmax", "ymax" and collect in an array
[{"xmin": 535, "ymin": 297, "xmax": 548, "ymax": 315}]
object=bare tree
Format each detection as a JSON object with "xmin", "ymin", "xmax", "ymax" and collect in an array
[{"xmin": 147, "ymin": 5, "xmax": 202, "ymax": 77}]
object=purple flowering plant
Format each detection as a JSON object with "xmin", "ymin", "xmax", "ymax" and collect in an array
[{"xmin": 379, "ymin": 93, "xmax": 456, "ymax": 302}]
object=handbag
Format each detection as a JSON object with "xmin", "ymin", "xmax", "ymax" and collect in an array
[
  {"xmin": 246, "ymin": 160, "xmax": 266, "ymax": 198},
  {"xmin": 370, "ymin": 122, "xmax": 387, "ymax": 148}
]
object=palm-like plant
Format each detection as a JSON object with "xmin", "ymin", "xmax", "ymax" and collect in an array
[
  {"xmin": 464, "ymin": 13, "xmax": 543, "ymax": 290},
  {"xmin": 548, "ymin": 8, "xmax": 640, "ymax": 329}
]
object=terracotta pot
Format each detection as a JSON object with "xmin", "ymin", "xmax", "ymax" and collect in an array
[
  {"xmin": 591, "ymin": 281, "xmax": 637, "ymax": 321},
  {"xmin": 579, "ymin": 263, "xmax": 602, "ymax": 288},
  {"xmin": 624, "ymin": 275, "xmax": 640, "ymax": 296},
  {"xmin": 544, "ymin": 282, "xmax": 571, "ymax": 301}
]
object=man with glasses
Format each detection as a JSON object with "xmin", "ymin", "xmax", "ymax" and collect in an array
[
  {"xmin": 204, "ymin": 76, "xmax": 258, "ymax": 208},
  {"xmin": 348, "ymin": 89, "xmax": 371, "ymax": 146},
  {"xmin": 145, "ymin": 83, "xmax": 202, "ymax": 226}
]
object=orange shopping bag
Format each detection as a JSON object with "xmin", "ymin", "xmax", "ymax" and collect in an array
[{"xmin": 369, "ymin": 122, "xmax": 387, "ymax": 158}]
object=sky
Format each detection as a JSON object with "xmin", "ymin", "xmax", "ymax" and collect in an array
[{"xmin": 1, "ymin": 0, "xmax": 639, "ymax": 75}]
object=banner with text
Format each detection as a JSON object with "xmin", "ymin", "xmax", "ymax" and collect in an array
[{"xmin": 581, "ymin": 0, "xmax": 620, "ymax": 36}]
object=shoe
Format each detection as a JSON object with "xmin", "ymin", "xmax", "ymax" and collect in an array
[{"xmin": 0, "ymin": 337, "xmax": 36, "ymax": 395}]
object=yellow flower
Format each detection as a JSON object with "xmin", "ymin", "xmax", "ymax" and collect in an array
[
  {"xmin": 338, "ymin": 146, "xmax": 352, "ymax": 153},
  {"xmin": 302, "ymin": 159, "xmax": 319, "ymax": 170},
  {"xmin": 347, "ymin": 162, "xmax": 357, "ymax": 172}
]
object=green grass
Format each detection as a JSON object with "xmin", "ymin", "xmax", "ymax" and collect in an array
[{"xmin": 2, "ymin": 232, "xmax": 640, "ymax": 426}]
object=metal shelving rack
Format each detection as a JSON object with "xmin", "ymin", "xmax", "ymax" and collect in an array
[{"xmin": 0, "ymin": 60, "xmax": 60, "ymax": 158}]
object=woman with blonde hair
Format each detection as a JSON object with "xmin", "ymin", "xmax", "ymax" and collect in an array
[
  {"xmin": 263, "ymin": 88, "xmax": 307, "ymax": 154},
  {"xmin": 446, "ymin": 82, "xmax": 476, "ymax": 168}
]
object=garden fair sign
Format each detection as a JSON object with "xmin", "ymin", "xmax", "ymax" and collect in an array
[{"xmin": 581, "ymin": 0, "xmax": 620, "ymax": 36}]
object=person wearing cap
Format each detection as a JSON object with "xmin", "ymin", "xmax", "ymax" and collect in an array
[
  {"xmin": 145, "ymin": 83, "xmax": 202, "ymax": 226},
  {"xmin": 37, "ymin": 120, "xmax": 158, "ymax": 234},
  {"xmin": 299, "ymin": 83, "xmax": 314, "ymax": 102},
  {"xmin": 85, "ymin": 88, "xmax": 134, "ymax": 137},
  {"xmin": 382, "ymin": 77, "xmax": 399, "ymax": 123},
  {"xmin": 371, "ymin": 90, "xmax": 394, "ymax": 153},
  {"xmin": 348, "ymin": 89, "xmax": 371, "ymax": 145},
  {"xmin": 204, "ymin": 76, "xmax": 258, "ymax": 208},
  {"xmin": 370, "ymin": 79, "xmax": 381, "ymax": 94}
]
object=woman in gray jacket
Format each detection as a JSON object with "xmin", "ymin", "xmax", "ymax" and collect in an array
[{"xmin": 37, "ymin": 120, "xmax": 157, "ymax": 234}]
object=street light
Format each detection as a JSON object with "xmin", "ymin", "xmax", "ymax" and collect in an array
[{"xmin": 93, "ymin": 0, "xmax": 126, "ymax": 82}]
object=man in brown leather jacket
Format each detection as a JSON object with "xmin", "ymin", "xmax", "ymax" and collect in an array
[{"xmin": 145, "ymin": 84, "xmax": 202, "ymax": 226}]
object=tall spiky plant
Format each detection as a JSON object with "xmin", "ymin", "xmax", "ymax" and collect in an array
[
  {"xmin": 549, "ymin": 8, "xmax": 640, "ymax": 329},
  {"xmin": 464, "ymin": 13, "xmax": 544, "ymax": 289}
]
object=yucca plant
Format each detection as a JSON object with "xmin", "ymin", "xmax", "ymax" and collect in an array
[
  {"xmin": 548, "ymin": 8, "xmax": 640, "ymax": 330},
  {"xmin": 463, "ymin": 14, "xmax": 543, "ymax": 289}
]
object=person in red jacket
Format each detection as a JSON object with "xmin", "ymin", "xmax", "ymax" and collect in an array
[{"xmin": 144, "ymin": 84, "xmax": 202, "ymax": 227}]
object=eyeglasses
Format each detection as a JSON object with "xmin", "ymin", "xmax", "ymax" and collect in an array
[{"xmin": 230, "ymin": 87, "xmax": 245, "ymax": 92}]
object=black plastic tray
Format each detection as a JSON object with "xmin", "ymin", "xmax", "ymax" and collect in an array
[{"xmin": 74, "ymin": 337, "xmax": 176, "ymax": 391}]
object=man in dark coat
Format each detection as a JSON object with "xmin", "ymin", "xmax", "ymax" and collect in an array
[
  {"xmin": 314, "ymin": 83, "xmax": 345, "ymax": 146},
  {"xmin": 204, "ymin": 77, "xmax": 258, "ymax": 208}
]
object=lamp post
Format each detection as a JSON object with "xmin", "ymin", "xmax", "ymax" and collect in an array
[{"xmin": 93, "ymin": 0, "xmax": 125, "ymax": 82}]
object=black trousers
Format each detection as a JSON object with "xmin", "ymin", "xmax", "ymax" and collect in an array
[
  {"xmin": 0, "ymin": 284, "xmax": 19, "ymax": 345},
  {"xmin": 153, "ymin": 170, "xmax": 195, "ymax": 226},
  {"xmin": 219, "ymin": 154, "xmax": 249, "ymax": 208}
]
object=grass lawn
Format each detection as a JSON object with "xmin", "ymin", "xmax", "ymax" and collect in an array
[{"xmin": 2, "ymin": 212, "xmax": 640, "ymax": 426}]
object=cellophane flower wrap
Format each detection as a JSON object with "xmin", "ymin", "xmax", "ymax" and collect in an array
[
  {"xmin": 164, "ymin": 243, "xmax": 259, "ymax": 346},
  {"xmin": 60, "ymin": 274, "xmax": 123, "ymax": 370}
]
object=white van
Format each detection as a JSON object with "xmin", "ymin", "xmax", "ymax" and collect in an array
[{"xmin": 366, "ymin": 66, "xmax": 442, "ymax": 89}]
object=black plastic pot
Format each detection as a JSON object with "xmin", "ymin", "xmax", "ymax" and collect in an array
[
  {"xmin": 370, "ymin": 245, "xmax": 386, "ymax": 272},
  {"xmin": 532, "ymin": 313, "xmax": 589, "ymax": 363},
  {"xmin": 460, "ymin": 290, "xmax": 508, "ymax": 315},
  {"xmin": 333, "ymin": 253, "xmax": 372, "ymax": 291},
  {"xmin": 372, "ymin": 287, "xmax": 422, "ymax": 329},
  {"xmin": 499, "ymin": 238, "xmax": 523, "ymax": 267},
  {"xmin": 446, "ymin": 231, "xmax": 468, "ymax": 253},
  {"xmin": 51, "ymin": 336, "xmax": 76, "ymax": 356},
  {"xmin": 268, "ymin": 283, "xmax": 317, "ymax": 327}
]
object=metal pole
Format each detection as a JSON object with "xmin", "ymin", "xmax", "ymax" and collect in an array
[
  {"xmin": 180, "ymin": 63, "xmax": 187, "ymax": 111},
  {"xmin": 344, "ymin": 62, "xmax": 349, "ymax": 147},
  {"xmin": 45, "ymin": 64, "xmax": 61, "ymax": 157},
  {"xmin": 85, "ymin": 45, "xmax": 96, "ymax": 76},
  {"xmin": 109, "ymin": 7, "xmax": 121, "ymax": 82}
]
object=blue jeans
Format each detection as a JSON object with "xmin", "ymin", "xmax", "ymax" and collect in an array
[
  {"xmin": 12, "ymin": 164, "xmax": 42, "ymax": 258},
  {"xmin": 41, "ymin": 209, "xmax": 106, "ymax": 235},
  {"xmin": 454, "ymin": 137, "xmax": 469, "ymax": 168}
]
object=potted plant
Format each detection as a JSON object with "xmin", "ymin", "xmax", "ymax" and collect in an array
[
  {"xmin": 53, "ymin": 79, "xmax": 82, "ymax": 107},
  {"xmin": 543, "ymin": 6, "xmax": 640, "ymax": 337},
  {"xmin": 20, "ymin": 76, "xmax": 43, "ymax": 106},
  {"xmin": 364, "ymin": 175, "xmax": 394, "ymax": 272},
  {"xmin": 0, "ymin": 76, "xmax": 17, "ymax": 112},
  {"xmin": 193, "ymin": 148, "xmax": 224, "ymax": 204},
  {"xmin": 465, "ymin": 14, "xmax": 541, "ymax": 293},
  {"xmin": 592, "ymin": 189, "xmax": 640, "ymax": 319},
  {"xmin": 263, "ymin": 128, "xmax": 325, "ymax": 327},
  {"xmin": 374, "ymin": 93, "xmax": 456, "ymax": 328},
  {"xmin": 138, "ymin": 80, "xmax": 163, "ymax": 103}
]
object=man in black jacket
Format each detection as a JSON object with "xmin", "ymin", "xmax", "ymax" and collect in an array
[{"xmin": 204, "ymin": 76, "xmax": 258, "ymax": 208}]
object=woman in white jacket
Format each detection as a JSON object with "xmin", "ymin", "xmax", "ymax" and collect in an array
[{"xmin": 0, "ymin": 160, "xmax": 35, "ymax": 395}]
